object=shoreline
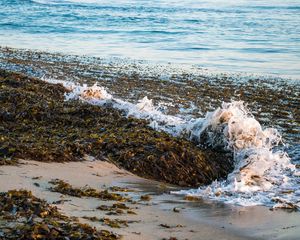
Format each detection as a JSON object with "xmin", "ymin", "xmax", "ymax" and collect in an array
[
  {"xmin": 0, "ymin": 159, "xmax": 247, "ymax": 240},
  {"xmin": 0, "ymin": 48, "xmax": 299, "ymax": 239},
  {"xmin": 1, "ymin": 160, "xmax": 299, "ymax": 239},
  {"xmin": 0, "ymin": 46, "xmax": 299, "ymax": 157},
  {"xmin": 1, "ymin": 45, "xmax": 300, "ymax": 81}
]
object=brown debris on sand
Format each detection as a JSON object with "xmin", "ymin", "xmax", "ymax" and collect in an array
[
  {"xmin": 0, "ymin": 190, "xmax": 119, "ymax": 239},
  {"xmin": 0, "ymin": 70, "xmax": 233, "ymax": 187},
  {"xmin": 48, "ymin": 179, "xmax": 128, "ymax": 201},
  {"xmin": 83, "ymin": 216, "xmax": 139, "ymax": 229}
]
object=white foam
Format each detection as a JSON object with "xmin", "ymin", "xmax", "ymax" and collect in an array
[
  {"xmin": 113, "ymin": 97, "xmax": 186, "ymax": 136},
  {"xmin": 46, "ymin": 79, "xmax": 186, "ymax": 135},
  {"xmin": 175, "ymin": 102, "xmax": 298, "ymax": 209},
  {"xmin": 43, "ymin": 77, "xmax": 299, "ymax": 210}
]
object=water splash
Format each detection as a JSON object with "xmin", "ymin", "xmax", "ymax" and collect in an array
[
  {"xmin": 177, "ymin": 102, "xmax": 298, "ymax": 210},
  {"xmin": 43, "ymin": 78, "xmax": 299, "ymax": 210},
  {"xmin": 54, "ymin": 79, "xmax": 186, "ymax": 135}
]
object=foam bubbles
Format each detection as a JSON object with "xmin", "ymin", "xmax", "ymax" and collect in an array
[
  {"xmin": 176, "ymin": 101, "xmax": 298, "ymax": 209},
  {"xmin": 42, "ymin": 78, "xmax": 299, "ymax": 210}
]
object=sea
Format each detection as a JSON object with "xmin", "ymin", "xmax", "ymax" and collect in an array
[
  {"xmin": 0, "ymin": 0, "xmax": 299, "ymax": 210},
  {"xmin": 1, "ymin": 0, "xmax": 300, "ymax": 77}
]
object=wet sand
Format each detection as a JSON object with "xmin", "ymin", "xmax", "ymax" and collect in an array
[{"xmin": 0, "ymin": 159, "xmax": 299, "ymax": 240}]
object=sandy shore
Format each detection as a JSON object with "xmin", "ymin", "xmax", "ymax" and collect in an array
[
  {"xmin": 0, "ymin": 159, "xmax": 299, "ymax": 240},
  {"xmin": 0, "ymin": 49, "xmax": 299, "ymax": 239}
]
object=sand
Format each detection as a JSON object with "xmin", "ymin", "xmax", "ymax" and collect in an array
[{"xmin": 1, "ymin": 159, "xmax": 299, "ymax": 240}]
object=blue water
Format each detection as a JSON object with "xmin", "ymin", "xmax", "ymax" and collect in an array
[{"xmin": 0, "ymin": 0, "xmax": 300, "ymax": 77}]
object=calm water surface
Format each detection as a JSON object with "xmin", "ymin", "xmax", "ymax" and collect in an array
[{"xmin": 0, "ymin": 0, "xmax": 300, "ymax": 77}]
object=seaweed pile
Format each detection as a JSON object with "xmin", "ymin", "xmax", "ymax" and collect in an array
[
  {"xmin": 1, "ymin": 47, "xmax": 298, "ymax": 147},
  {"xmin": 97, "ymin": 203, "xmax": 137, "ymax": 216},
  {"xmin": 0, "ymin": 190, "xmax": 119, "ymax": 240},
  {"xmin": 0, "ymin": 70, "xmax": 233, "ymax": 186},
  {"xmin": 49, "ymin": 179, "xmax": 128, "ymax": 202}
]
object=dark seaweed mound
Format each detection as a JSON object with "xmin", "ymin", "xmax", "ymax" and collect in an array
[
  {"xmin": 0, "ymin": 190, "xmax": 119, "ymax": 240},
  {"xmin": 0, "ymin": 70, "xmax": 233, "ymax": 187}
]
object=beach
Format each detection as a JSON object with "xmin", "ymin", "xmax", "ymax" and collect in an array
[
  {"xmin": 1, "ymin": 159, "xmax": 299, "ymax": 240},
  {"xmin": 0, "ymin": 1, "xmax": 300, "ymax": 238},
  {"xmin": 0, "ymin": 48, "xmax": 299, "ymax": 239}
]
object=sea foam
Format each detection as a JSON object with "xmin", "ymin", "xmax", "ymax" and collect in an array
[
  {"xmin": 44, "ymin": 78, "xmax": 299, "ymax": 210},
  {"xmin": 177, "ymin": 102, "xmax": 298, "ymax": 209}
]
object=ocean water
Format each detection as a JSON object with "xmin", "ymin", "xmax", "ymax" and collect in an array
[
  {"xmin": 0, "ymin": 0, "xmax": 300, "ymax": 78},
  {"xmin": 0, "ymin": 0, "xmax": 299, "ymax": 209}
]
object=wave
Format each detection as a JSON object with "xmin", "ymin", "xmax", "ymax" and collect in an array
[
  {"xmin": 179, "ymin": 102, "xmax": 298, "ymax": 209},
  {"xmin": 43, "ymin": 77, "xmax": 299, "ymax": 210}
]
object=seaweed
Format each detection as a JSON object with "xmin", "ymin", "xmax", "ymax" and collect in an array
[
  {"xmin": 96, "ymin": 203, "xmax": 136, "ymax": 216},
  {"xmin": 108, "ymin": 186, "xmax": 135, "ymax": 192},
  {"xmin": 83, "ymin": 216, "xmax": 139, "ymax": 229},
  {"xmin": 140, "ymin": 194, "xmax": 151, "ymax": 201},
  {"xmin": 1, "ymin": 47, "xmax": 299, "ymax": 150},
  {"xmin": 159, "ymin": 224, "xmax": 183, "ymax": 228},
  {"xmin": 126, "ymin": 210, "xmax": 137, "ymax": 215},
  {"xmin": 0, "ymin": 190, "xmax": 119, "ymax": 239},
  {"xmin": 48, "ymin": 179, "xmax": 127, "ymax": 201},
  {"xmin": 0, "ymin": 70, "xmax": 233, "ymax": 187}
]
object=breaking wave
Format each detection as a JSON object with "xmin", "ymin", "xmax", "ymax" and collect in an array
[
  {"xmin": 179, "ymin": 102, "xmax": 298, "ymax": 210},
  {"xmin": 44, "ymin": 78, "xmax": 299, "ymax": 210}
]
